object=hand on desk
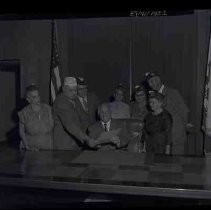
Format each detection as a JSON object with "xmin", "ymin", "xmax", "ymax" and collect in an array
[
  {"xmin": 86, "ymin": 138, "xmax": 100, "ymax": 148},
  {"xmin": 110, "ymin": 136, "xmax": 121, "ymax": 147}
]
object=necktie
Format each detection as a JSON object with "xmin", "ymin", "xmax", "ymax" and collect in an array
[
  {"xmin": 104, "ymin": 123, "xmax": 107, "ymax": 132},
  {"xmin": 82, "ymin": 98, "xmax": 88, "ymax": 112},
  {"xmin": 69, "ymin": 99, "xmax": 75, "ymax": 108}
]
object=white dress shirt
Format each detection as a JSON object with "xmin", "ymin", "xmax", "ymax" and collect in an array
[
  {"xmin": 158, "ymin": 84, "xmax": 165, "ymax": 94},
  {"xmin": 101, "ymin": 120, "xmax": 111, "ymax": 132}
]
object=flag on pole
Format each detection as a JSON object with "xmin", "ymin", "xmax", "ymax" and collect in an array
[
  {"xmin": 202, "ymin": 29, "xmax": 211, "ymax": 137},
  {"xmin": 50, "ymin": 19, "xmax": 63, "ymax": 105}
]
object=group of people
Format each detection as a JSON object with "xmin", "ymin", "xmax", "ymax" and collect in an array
[{"xmin": 18, "ymin": 72, "xmax": 191, "ymax": 155}]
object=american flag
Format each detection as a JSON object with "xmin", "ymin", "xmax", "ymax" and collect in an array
[
  {"xmin": 202, "ymin": 30, "xmax": 211, "ymax": 137},
  {"xmin": 50, "ymin": 19, "xmax": 63, "ymax": 105}
]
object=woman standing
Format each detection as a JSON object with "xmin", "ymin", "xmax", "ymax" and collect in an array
[
  {"xmin": 18, "ymin": 85, "xmax": 54, "ymax": 151},
  {"xmin": 128, "ymin": 85, "xmax": 148, "ymax": 153},
  {"xmin": 109, "ymin": 84, "xmax": 130, "ymax": 119},
  {"xmin": 130, "ymin": 85, "xmax": 148, "ymax": 121},
  {"xmin": 142, "ymin": 92, "xmax": 173, "ymax": 155}
]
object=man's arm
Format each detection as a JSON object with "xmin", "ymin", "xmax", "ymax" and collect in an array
[{"xmin": 54, "ymin": 104, "xmax": 94, "ymax": 145}]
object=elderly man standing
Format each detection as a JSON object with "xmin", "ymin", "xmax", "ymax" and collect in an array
[
  {"xmin": 88, "ymin": 103, "xmax": 131, "ymax": 150},
  {"xmin": 145, "ymin": 72, "xmax": 191, "ymax": 155},
  {"xmin": 53, "ymin": 77, "xmax": 97, "ymax": 150},
  {"xmin": 74, "ymin": 77, "xmax": 100, "ymax": 133}
]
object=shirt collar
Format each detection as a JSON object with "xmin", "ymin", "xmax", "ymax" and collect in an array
[
  {"xmin": 158, "ymin": 84, "xmax": 165, "ymax": 94},
  {"xmin": 101, "ymin": 119, "xmax": 111, "ymax": 127},
  {"xmin": 78, "ymin": 95, "xmax": 87, "ymax": 101}
]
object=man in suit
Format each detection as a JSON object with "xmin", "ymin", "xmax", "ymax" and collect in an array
[
  {"xmin": 145, "ymin": 72, "xmax": 191, "ymax": 155},
  {"xmin": 75, "ymin": 77, "xmax": 100, "ymax": 133},
  {"xmin": 53, "ymin": 77, "xmax": 98, "ymax": 150},
  {"xmin": 88, "ymin": 103, "xmax": 131, "ymax": 150}
]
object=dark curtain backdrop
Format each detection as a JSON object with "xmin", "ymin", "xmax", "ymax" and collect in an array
[{"xmin": 66, "ymin": 18, "xmax": 131, "ymax": 103}]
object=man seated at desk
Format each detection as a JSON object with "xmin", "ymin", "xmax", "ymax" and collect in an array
[{"xmin": 88, "ymin": 103, "xmax": 130, "ymax": 150}]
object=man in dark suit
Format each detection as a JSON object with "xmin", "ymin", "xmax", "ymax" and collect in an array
[
  {"xmin": 145, "ymin": 72, "xmax": 192, "ymax": 155},
  {"xmin": 75, "ymin": 77, "xmax": 100, "ymax": 133},
  {"xmin": 88, "ymin": 103, "xmax": 131, "ymax": 150},
  {"xmin": 53, "ymin": 77, "xmax": 98, "ymax": 150}
]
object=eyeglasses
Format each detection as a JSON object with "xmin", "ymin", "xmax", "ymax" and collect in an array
[
  {"xmin": 135, "ymin": 93, "xmax": 145, "ymax": 97},
  {"xmin": 78, "ymin": 87, "xmax": 87, "ymax": 90}
]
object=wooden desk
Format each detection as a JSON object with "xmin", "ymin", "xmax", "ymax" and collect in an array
[{"xmin": 0, "ymin": 147, "xmax": 211, "ymax": 201}]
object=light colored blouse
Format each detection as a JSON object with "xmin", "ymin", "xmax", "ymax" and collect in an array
[{"xmin": 18, "ymin": 103, "xmax": 54, "ymax": 150}]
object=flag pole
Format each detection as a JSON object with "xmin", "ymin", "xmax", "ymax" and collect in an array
[
  {"xmin": 202, "ymin": 25, "xmax": 211, "ymax": 156},
  {"xmin": 49, "ymin": 19, "xmax": 54, "ymax": 105},
  {"xmin": 49, "ymin": 19, "xmax": 63, "ymax": 105},
  {"xmin": 129, "ymin": 17, "xmax": 133, "ymax": 101}
]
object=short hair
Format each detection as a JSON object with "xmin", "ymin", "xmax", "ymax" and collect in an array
[
  {"xmin": 97, "ymin": 103, "xmax": 111, "ymax": 116},
  {"xmin": 134, "ymin": 85, "xmax": 146, "ymax": 95},
  {"xmin": 145, "ymin": 72, "xmax": 160, "ymax": 81},
  {"xmin": 114, "ymin": 83, "xmax": 125, "ymax": 93},
  {"xmin": 149, "ymin": 91, "xmax": 165, "ymax": 103},
  {"xmin": 25, "ymin": 84, "xmax": 39, "ymax": 95}
]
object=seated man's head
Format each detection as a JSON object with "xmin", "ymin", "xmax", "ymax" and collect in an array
[
  {"xmin": 114, "ymin": 85, "xmax": 124, "ymax": 102},
  {"xmin": 148, "ymin": 91, "xmax": 165, "ymax": 112},
  {"xmin": 76, "ymin": 77, "xmax": 88, "ymax": 98},
  {"xmin": 25, "ymin": 84, "xmax": 40, "ymax": 106},
  {"xmin": 98, "ymin": 103, "xmax": 111, "ymax": 123},
  {"xmin": 145, "ymin": 72, "xmax": 162, "ymax": 91},
  {"xmin": 62, "ymin": 77, "xmax": 77, "ymax": 100}
]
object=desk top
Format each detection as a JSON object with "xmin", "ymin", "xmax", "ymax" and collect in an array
[{"xmin": 0, "ymin": 147, "xmax": 211, "ymax": 199}]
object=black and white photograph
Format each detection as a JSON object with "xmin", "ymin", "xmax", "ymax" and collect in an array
[{"xmin": 0, "ymin": 9, "xmax": 211, "ymax": 208}]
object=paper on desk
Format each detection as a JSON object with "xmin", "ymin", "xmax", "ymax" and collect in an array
[{"xmin": 96, "ymin": 128, "xmax": 121, "ymax": 143}]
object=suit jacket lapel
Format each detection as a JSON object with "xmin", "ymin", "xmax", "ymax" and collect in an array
[
  {"xmin": 110, "ymin": 119, "xmax": 117, "ymax": 131},
  {"xmin": 75, "ymin": 96, "xmax": 87, "ymax": 113},
  {"xmin": 97, "ymin": 121, "xmax": 104, "ymax": 133}
]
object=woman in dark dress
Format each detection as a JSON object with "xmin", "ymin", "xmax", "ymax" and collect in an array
[{"xmin": 142, "ymin": 92, "xmax": 173, "ymax": 155}]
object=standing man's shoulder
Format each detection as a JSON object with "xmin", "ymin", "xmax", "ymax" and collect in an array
[
  {"xmin": 165, "ymin": 85, "xmax": 180, "ymax": 95},
  {"xmin": 53, "ymin": 93, "xmax": 68, "ymax": 107}
]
